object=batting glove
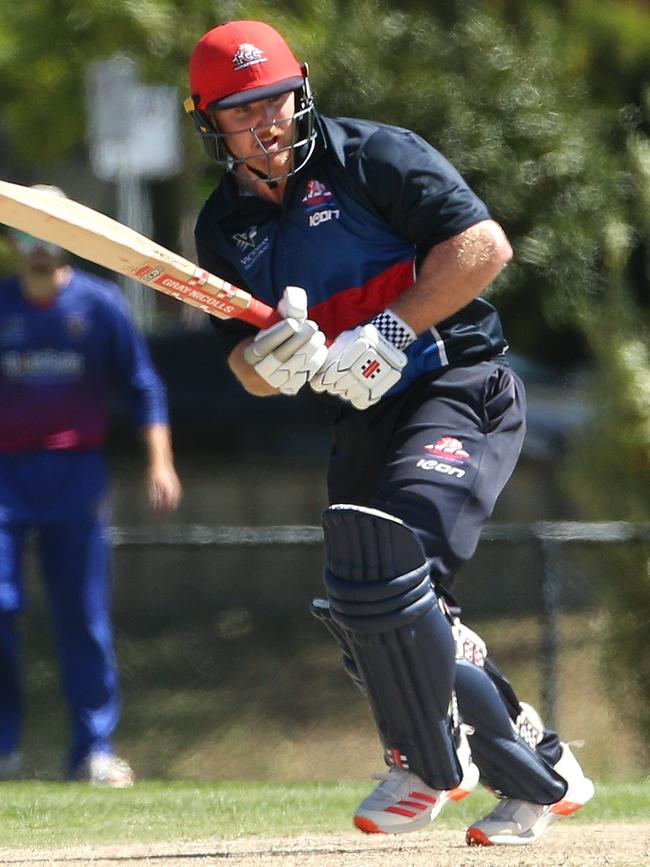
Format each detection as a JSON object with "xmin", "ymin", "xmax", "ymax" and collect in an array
[
  {"xmin": 243, "ymin": 286, "xmax": 327, "ymax": 396},
  {"xmin": 310, "ymin": 309, "xmax": 416, "ymax": 410}
]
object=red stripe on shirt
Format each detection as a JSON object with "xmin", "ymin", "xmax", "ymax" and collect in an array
[{"xmin": 310, "ymin": 259, "xmax": 415, "ymax": 339}]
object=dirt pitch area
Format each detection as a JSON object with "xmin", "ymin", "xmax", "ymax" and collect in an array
[{"xmin": 1, "ymin": 825, "xmax": 649, "ymax": 867}]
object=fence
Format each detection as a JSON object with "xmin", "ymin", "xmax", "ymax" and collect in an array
[{"xmin": 108, "ymin": 520, "xmax": 650, "ymax": 730}]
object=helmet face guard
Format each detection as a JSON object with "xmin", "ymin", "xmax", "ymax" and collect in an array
[{"xmin": 185, "ymin": 75, "xmax": 317, "ymax": 183}]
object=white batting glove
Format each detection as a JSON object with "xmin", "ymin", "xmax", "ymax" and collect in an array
[
  {"xmin": 311, "ymin": 309, "xmax": 416, "ymax": 410},
  {"xmin": 243, "ymin": 286, "xmax": 328, "ymax": 396}
]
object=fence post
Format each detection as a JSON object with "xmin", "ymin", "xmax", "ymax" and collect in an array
[{"xmin": 539, "ymin": 535, "xmax": 560, "ymax": 729}]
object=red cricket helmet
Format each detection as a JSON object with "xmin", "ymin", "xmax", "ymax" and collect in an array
[
  {"xmin": 189, "ymin": 20, "xmax": 305, "ymax": 110},
  {"xmin": 185, "ymin": 20, "xmax": 317, "ymax": 182}
]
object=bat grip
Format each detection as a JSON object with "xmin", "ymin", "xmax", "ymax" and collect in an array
[
  {"xmin": 242, "ymin": 296, "xmax": 332, "ymax": 346},
  {"xmin": 242, "ymin": 297, "xmax": 282, "ymax": 329}
]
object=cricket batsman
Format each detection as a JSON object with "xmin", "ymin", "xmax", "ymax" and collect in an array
[{"xmin": 184, "ymin": 20, "xmax": 594, "ymax": 844}]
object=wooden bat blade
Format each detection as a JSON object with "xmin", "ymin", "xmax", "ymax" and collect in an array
[{"xmin": 0, "ymin": 179, "xmax": 278, "ymax": 329}]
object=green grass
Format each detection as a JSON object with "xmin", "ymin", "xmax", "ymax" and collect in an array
[{"xmin": 0, "ymin": 779, "xmax": 648, "ymax": 849}]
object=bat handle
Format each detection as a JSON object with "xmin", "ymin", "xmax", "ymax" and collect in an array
[
  {"xmin": 243, "ymin": 296, "xmax": 333, "ymax": 346},
  {"xmin": 242, "ymin": 297, "xmax": 282, "ymax": 329}
]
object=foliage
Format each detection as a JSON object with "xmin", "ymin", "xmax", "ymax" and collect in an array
[
  {"xmin": 0, "ymin": 0, "xmax": 631, "ymax": 357},
  {"xmin": 0, "ymin": 0, "xmax": 633, "ymax": 344}
]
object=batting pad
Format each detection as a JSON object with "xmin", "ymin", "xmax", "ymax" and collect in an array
[
  {"xmin": 455, "ymin": 661, "xmax": 567, "ymax": 803},
  {"xmin": 322, "ymin": 504, "xmax": 461, "ymax": 790},
  {"xmin": 310, "ymin": 598, "xmax": 365, "ymax": 692}
]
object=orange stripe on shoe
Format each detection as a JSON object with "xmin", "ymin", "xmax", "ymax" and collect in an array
[
  {"xmin": 449, "ymin": 786, "xmax": 472, "ymax": 801},
  {"xmin": 354, "ymin": 816, "xmax": 384, "ymax": 834},
  {"xmin": 398, "ymin": 800, "xmax": 428, "ymax": 811},
  {"xmin": 550, "ymin": 799, "xmax": 584, "ymax": 816},
  {"xmin": 466, "ymin": 828, "xmax": 493, "ymax": 847},
  {"xmin": 410, "ymin": 791, "xmax": 438, "ymax": 805},
  {"xmin": 385, "ymin": 806, "xmax": 419, "ymax": 817}
]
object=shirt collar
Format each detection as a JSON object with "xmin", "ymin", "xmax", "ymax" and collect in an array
[{"xmin": 210, "ymin": 113, "xmax": 327, "ymax": 218}]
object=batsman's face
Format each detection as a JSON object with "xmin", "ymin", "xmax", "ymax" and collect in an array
[{"xmin": 210, "ymin": 92, "xmax": 296, "ymax": 179}]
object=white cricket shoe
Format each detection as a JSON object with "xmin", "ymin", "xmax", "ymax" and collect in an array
[
  {"xmin": 354, "ymin": 728, "xmax": 479, "ymax": 834},
  {"xmin": 466, "ymin": 742, "xmax": 595, "ymax": 846},
  {"xmin": 77, "ymin": 752, "xmax": 134, "ymax": 788}
]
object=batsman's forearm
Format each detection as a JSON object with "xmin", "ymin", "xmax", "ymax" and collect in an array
[
  {"xmin": 228, "ymin": 339, "xmax": 279, "ymax": 396},
  {"xmin": 390, "ymin": 220, "xmax": 513, "ymax": 335}
]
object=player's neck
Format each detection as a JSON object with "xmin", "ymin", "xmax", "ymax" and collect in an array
[
  {"xmin": 20, "ymin": 265, "xmax": 72, "ymax": 305},
  {"xmin": 235, "ymin": 166, "xmax": 287, "ymax": 205}
]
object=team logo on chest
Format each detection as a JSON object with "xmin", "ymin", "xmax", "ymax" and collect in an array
[
  {"xmin": 302, "ymin": 180, "xmax": 340, "ymax": 228},
  {"xmin": 233, "ymin": 227, "xmax": 258, "ymax": 250},
  {"xmin": 231, "ymin": 225, "xmax": 270, "ymax": 270},
  {"xmin": 65, "ymin": 312, "xmax": 89, "ymax": 337}
]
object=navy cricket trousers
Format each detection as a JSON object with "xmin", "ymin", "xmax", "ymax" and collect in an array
[
  {"xmin": 326, "ymin": 359, "xmax": 566, "ymax": 794},
  {"xmin": 327, "ymin": 358, "xmax": 526, "ymax": 584}
]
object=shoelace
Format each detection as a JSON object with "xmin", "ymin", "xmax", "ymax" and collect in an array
[{"xmin": 368, "ymin": 769, "xmax": 419, "ymax": 798}]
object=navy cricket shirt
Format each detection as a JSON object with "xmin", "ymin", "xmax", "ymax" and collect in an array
[{"xmin": 195, "ymin": 114, "xmax": 508, "ymax": 392}]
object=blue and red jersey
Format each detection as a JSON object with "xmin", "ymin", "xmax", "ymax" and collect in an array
[
  {"xmin": 0, "ymin": 269, "xmax": 168, "ymax": 454},
  {"xmin": 195, "ymin": 114, "xmax": 508, "ymax": 391}
]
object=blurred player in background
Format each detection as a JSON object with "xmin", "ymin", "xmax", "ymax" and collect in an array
[
  {"xmin": 184, "ymin": 21, "xmax": 594, "ymax": 846},
  {"xmin": 0, "ymin": 186, "xmax": 182, "ymax": 786}
]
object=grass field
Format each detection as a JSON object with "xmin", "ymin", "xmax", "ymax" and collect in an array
[{"xmin": 0, "ymin": 779, "xmax": 649, "ymax": 849}]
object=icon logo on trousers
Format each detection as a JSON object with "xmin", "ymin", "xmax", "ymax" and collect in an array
[{"xmin": 416, "ymin": 437, "xmax": 470, "ymax": 478}]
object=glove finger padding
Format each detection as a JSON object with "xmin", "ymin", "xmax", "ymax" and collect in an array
[
  {"xmin": 310, "ymin": 329, "xmax": 359, "ymax": 392},
  {"xmin": 311, "ymin": 324, "xmax": 407, "ymax": 407},
  {"xmin": 246, "ymin": 319, "xmax": 328, "ymax": 395},
  {"xmin": 277, "ymin": 285, "xmax": 309, "ymax": 323},
  {"xmin": 244, "ymin": 318, "xmax": 302, "ymax": 364}
]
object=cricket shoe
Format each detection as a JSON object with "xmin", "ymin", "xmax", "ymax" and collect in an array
[
  {"xmin": 354, "ymin": 727, "xmax": 479, "ymax": 834},
  {"xmin": 76, "ymin": 752, "xmax": 134, "ymax": 788},
  {"xmin": 466, "ymin": 742, "xmax": 595, "ymax": 846}
]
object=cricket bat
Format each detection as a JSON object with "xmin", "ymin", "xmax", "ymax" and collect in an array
[{"xmin": 0, "ymin": 179, "xmax": 279, "ymax": 329}]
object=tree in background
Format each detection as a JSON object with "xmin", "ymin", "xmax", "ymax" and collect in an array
[
  {"xmin": 1, "ymin": 0, "xmax": 650, "ymax": 748},
  {"xmin": 0, "ymin": 0, "xmax": 630, "ymax": 357}
]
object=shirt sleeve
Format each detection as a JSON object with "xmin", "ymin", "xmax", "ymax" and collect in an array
[
  {"xmin": 356, "ymin": 126, "xmax": 491, "ymax": 251},
  {"xmin": 195, "ymin": 234, "xmax": 258, "ymax": 358},
  {"xmin": 106, "ymin": 292, "xmax": 170, "ymax": 428}
]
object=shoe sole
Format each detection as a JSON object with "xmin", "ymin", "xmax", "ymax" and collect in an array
[{"xmin": 465, "ymin": 778, "xmax": 595, "ymax": 847}]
